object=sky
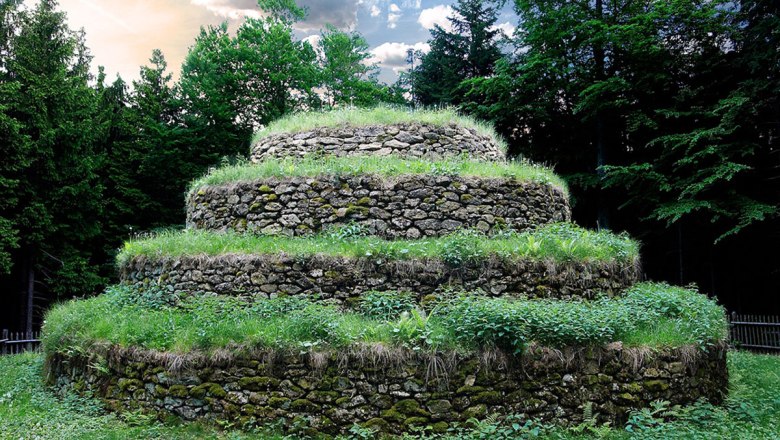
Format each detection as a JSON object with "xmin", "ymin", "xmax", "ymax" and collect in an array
[{"xmin": 26, "ymin": 0, "xmax": 517, "ymax": 84}]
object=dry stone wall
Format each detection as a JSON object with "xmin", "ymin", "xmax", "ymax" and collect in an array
[
  {"xmin": 187, "ymin": 175, "xmax": 571, "ymax": 238},
  {"xmin": 48, "ymin": 343, "xmax": 728, "ymax": 436},
  {"xmin": 251, "ymin": 123, "xmax": 506, "ymax": 162},
  {"xmin": 119, "ymin": 254, "xmax": 640, "ymax": 303}
]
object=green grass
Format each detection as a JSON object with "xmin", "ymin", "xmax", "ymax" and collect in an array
[
  {"xmin": 3, "ymin": 351, "xmax": 777, "ymax": 439},
  {"xmin": 253, "ymin": 106, "xmax": 508, "ymax": 152},
  {"xmin": 188, "ymin": 155, "xmax": 568, "ymax": 197},
  {"xmin": 42, "ymin": 282, "xmax": 726, "ymax": 356},
  {"xmin": 117, "ymin": 223, "xmax": 639, "ymax": 268}
]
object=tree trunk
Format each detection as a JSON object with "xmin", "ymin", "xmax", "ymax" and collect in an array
[
  {"xmin": 593, "ymin": 0, "xmax": 610, "ymax": 230},
  {"xmin": 25, "ymin": 251, "xmax": 34, "ymax": 334}
]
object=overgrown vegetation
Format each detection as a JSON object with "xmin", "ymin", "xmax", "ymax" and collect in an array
[
  {"xmin": 253, "ymin": 106, "xmax": 507, "ymax": 151},
  {"xmin": 1, "ymin": 351, "xmax": 778, "ymax": 439},
  {"xmin": 42, "ymin": 282, "xmax": 725, "ymax": 356},
  {"xmin": 188, "ymin": 155, "xmax": 566, "ymax": 196},
  {"xmin": 117, "ymin": 223, "xmax": 639, "ymax": 268}
]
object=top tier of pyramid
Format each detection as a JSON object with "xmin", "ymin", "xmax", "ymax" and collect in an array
[{"xmin": 187, "ymin": 109, "xmax": 572, "ymax": 238}]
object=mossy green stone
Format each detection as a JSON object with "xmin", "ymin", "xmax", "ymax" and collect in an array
[
  {"xmin": 269, "ymin": 396, "xmax": 290, "ymax": 409},
  {"xmin": 168, "ymin": 384, "xmax": 188, "ymax": 398},
  {"xmin": 473, "ymin": 391, "xmax": 502, "ymax": 405},
  {"xmin": 258, "ymin": 185, "xmax": 273, "ymax": 193},
  {"xmin": 404, "ymin": 416, "xmax": 430, "ymax": 428},
  {"xmin": 363, "ymin": 417, "xmax": 391, "ymax": 432},
  {"xmin": 380, "ymin": 408, "xmax": 404, "ymax": 423},
  {"xmin": 117, "ymin": 378, "xmax": 143, "ymax": 392},
  {"xmin": 238, "ymin": 376, "xmax": 280, "ymax": 391},
  {"xmin": 463, "ymin": 404, "xmax": 488, "ymax": 419},
  {"xmin": 644, "ymin": 379, "xmax": 670, "ymax": 391},
  {"xmin": 392, "ymin": 399, "xmax": 430, "ymax": 417},
  {"xmin": 456, "ymin": 385, "xmax": 486, "ymax": 395},
  {"xmin": 290, "ymin": 399, "xmax": 319, "ymax": 411}
]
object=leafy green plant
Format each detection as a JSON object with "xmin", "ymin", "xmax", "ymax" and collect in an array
[
  {"xmin": 440, "ymin": 230, "xmax": 486, "ymax": 266},
  {"xmin": 358, "ymin": 291, "xmax": 415, "ymax": 320}
]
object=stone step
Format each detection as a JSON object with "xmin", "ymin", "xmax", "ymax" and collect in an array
[
  {"xmin": 251, "ymin": 122, "xmax": 506, "ymax": 162},
  {"xmin": 187, "ymin": 174, "xmax": 570, "ymax": 238}
]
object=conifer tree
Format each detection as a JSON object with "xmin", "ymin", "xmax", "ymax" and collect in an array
[
  {"xmin": 412, "ymin": 0, "xmax": 504, "ymax": 105},
  {"xmin": 3, "ymin": 0, "xmax": 104, "ymax": 331}
]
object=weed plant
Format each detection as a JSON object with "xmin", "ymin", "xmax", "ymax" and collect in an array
[
  {"xmin": 116, "ymin": 223, "xmax": 639, "ymax": 268},
  {"xmin": 188, "ymin": 155, "xmax": 567, "ymax": 197},
  {"xmin": 43, "ymin": 282, "xmax": 726, "ymax": 356}
]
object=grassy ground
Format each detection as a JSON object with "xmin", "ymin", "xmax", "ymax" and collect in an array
[
  {"xmin": 117, "ymin": 224, "xmax": 639, "ymax": 268},
  {"xmin": 188, "ymin": 156, "xmax": 567, "ymax": 197},
  {"xmin": 43, "ymin": 283, "xmax": 725, "ymax": 356},
  {"xmin": 1, "ymin": 351, "xmax": 777, "ymax": 439},
  {"xmin": 252, "ymin": 106, "xmax": 507, "ymax": 152}
]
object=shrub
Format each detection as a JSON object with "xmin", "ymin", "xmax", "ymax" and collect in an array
[{"xmin": 358, "ymin": 291, "xmax": 415, "ymax": 320}]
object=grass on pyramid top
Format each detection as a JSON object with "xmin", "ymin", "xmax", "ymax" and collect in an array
[
  {"xmin": 117, "ymin": 223, "xmax": 639, "ymax": 268},
  {"xmin": 252, "ymin": 106, "xmax": 508, "ymax": 152},
  {"xmin": 188, "ymin": 155, "xmax": 568, "ymax": 197}
]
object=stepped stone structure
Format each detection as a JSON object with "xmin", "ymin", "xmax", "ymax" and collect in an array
[{"xmin": 50, "ymin": 117, "xmax": 727, "ymax": 436}]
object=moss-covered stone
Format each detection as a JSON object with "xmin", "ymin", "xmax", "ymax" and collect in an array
[
  {"xmin": 463, "ymin": 404, "xmax": 488, "ymax": 419},
  {"xmin": 268, "ymin": 396, "xmax": 291, "ymax": 409},
  {"xmin": 290, "ymin": 399, "xmax": 319, "ymax": 412},
  {"xmin": 168, "ymin": 384, "xmax": 189, "ymax": 398},
  {"xmin": 363, "ymin": 417, "xmax": 391, "ymax": 433},
  {"xmin": 644, "ymin": 380, "xmax": 670, "ymax": 392},
  {"xmin": 238, "ymin": 376, "xmax": 280, "ymax": 391},
  {"xmin": 117, "ymin": 378, "xmax": 143, "ymax": 392},
  {"xmin": 190, "ymin": 382, "xmax": 226, "ymax": 399},
  {"xmin": 472, "ymin": 391, "xmax": 502, "ymax": 405}
]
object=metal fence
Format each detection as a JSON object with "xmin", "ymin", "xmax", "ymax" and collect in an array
[
  {"xmin": 0, "ymin": 329, "xmax": 41, "ymax": 355},
  {"xmin": 730, "ymin": 313, "xmax": 780, "ymax": 352}
]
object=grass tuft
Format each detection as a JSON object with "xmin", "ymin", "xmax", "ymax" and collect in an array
[
  {"xmin": 188, "ymin": 155, "xmax": 568, "ymax": 197},
  {"xmin": 253, "ymin": 105, "xmax": 508, "ymax": 152},
  {"xmin": 116, "ymin": 224, "xmax": 639, "ymax": 268}
]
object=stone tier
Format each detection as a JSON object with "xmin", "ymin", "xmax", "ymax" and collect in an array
[
  {"xmin": 187, "ymin": 175, "xmax": 570, "ymax": 238},
  {"xmin": 48, "ymin": 343, "xmax": 728, "ymax": 436},
  {"xmin": 251, "ymin": 123, "xmax": 505, "ymax": 163},
  {"xmin": 120, "ymin": 254, "xmax": 640, "ymax": 303}
]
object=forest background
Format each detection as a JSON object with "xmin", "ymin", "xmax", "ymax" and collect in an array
[{"xmin": 0, "ymin": 0, "xmax": 777, "ymax": 334}]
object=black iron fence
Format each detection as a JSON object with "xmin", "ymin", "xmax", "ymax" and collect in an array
[
  {"xmin": 730, "ymin": 313, "xmax": 780, "ymax": 352},
  {"xmin": 0, "ymin": 329, "xmax": 41, "ymax": 355}
]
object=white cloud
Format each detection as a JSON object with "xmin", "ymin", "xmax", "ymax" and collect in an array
[
  {"xmin": 387, "ymin": 3, "xmax": 402, "ymax": 29},
  {"xmin": 402, "ymin": 0, "xmax": 422, "ymax": 9},
  {"xmin": 417, "ymin": 4, "xmax": 456, "ymax": 32},
  {"xmin": 490, "ymin": 21, "xmax": 516, "ymax": 38},
  {"xmin": 369, "ymin": 5, "xmax": 381, "ymax": 17},
  {"xmin": 370, "ymin": 41, "xmax": 430, "ymax": 74},
  {"xmin": 190, "ymin": 0, "xmax": 263, "ymax": 19}
]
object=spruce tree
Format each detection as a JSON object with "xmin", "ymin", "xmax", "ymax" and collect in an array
[
  {"xmin": 4, "ymin": 0, "xmax": 104, "ymax": 331},
  {"xmin": 412, "ymin": 0, "xmax": 504, "ymax": 105}
]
